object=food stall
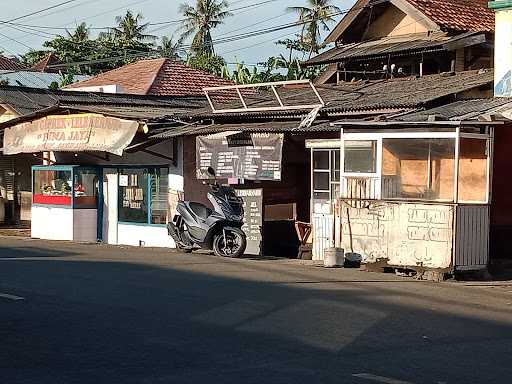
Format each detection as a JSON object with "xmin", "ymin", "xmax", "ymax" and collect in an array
[
  {"xmin": 307, "ymin": 122, "xmax": 495, "ymax": 274},
  {"xmin": 31, "ymin": 165, "xmax": 101, "ymax": 242}
]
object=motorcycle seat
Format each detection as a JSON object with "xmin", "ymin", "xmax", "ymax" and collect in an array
[{"xmin": 188, "ymin": 202, "xmax": 213, "ymax": 220}]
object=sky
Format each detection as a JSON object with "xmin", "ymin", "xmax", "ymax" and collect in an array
[{"xmin": 0, "ymin": 0, "xmax": 355, "ymax": 67}]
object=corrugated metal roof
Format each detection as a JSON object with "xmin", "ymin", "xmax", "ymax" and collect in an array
[
  {"xmin": 149, "ymin": 120, "xmax": 336, "ymax": 138},
  {"xmin": 306, "ymin": 32, "xmax": 484, "ymax": 66},
  {"xmin": 0, "ymin": 71, "xmax": 89, "ymax": 89},
  {"xmin": 397, "ymin": 98, "xmax": 512, "ymax": 121},
  {"xmin": 191, "ymin": 70, "xmax": 494, "ymax": 120},
  {"xmin": 0, "ymin": 85, "xmax": 206, "ymax": 116}
]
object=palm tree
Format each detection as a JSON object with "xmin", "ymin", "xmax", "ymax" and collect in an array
[
  {"xmin": 178, "ymin": 0, "xmax": 232, "ymax": 56},
  {"xmin": 157, "ymin": 36, "xmax": 181, "ymax": 59},
  {"xmin": 288, "ymin": 0, "xmax": 341, "ymax": 58},
  {"xmin": 67, "ymin": 22, "xmax": 89, "ymax": 43},
  {"xmin": 108, "ymin": 10, "xmax": 156, "ymax": 44}
]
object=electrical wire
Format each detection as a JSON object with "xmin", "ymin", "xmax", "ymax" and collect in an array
[
  {"xmin": 1, "ymin": 0, "xmax": 281, "ymax": 33},
  {"xmin": 3, "ymin": 0, "xmax": 83, "ymax": 24},
  {"xmin": 4, "ymin": 1, "xmax": 368, "ymax": 71},
  {"xmin": 43, "ymin": 8, "xmax": 348, "ymax": 69},
  {"xmin": 0, "ymin": 0, "xmax": 154, "ymax": 47}
]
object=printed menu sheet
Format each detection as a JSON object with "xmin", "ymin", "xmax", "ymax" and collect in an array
[{"xmin": 196, "ymin": 133, "xmax": 283, "ymax": 180}]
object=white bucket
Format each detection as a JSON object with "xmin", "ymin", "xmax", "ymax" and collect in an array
[{"xmin": 324, "ymin": 247, "xmax": 344, "ymax": 268}]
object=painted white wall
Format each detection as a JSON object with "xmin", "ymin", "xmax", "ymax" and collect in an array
[
  {"xmin": 101, "ymin": 140, "xmax": 184, "ymax": 248},
  {"xmin": 103, "ymin": 171, "xmax": 119, "ymax": 245},
  {"xmin": 32, "ymin": 205, "xmax": 73, "ymax": 241},
  {"xmin": 169, "ymin": 173, "xmax": 184, "ymax": 192},
  {"xmin": 117, "ymin": 223, "xmax": 175, "ymax": 248},
  {"xmin": 73, "ymin": 209, "xmax": 97, "ymax": 242},
  {"xmin": 169, "ymin": 137, "xmax": 184, "ymax": 191},
  {"xmin": 65, "ymin": 84, "xmax": 124, "ymax": 94},
  {"xmin": 494, "ymin": 8, "xmax": 512, "ymax": 96}
]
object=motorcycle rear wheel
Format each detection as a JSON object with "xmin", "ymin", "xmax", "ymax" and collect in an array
[{"xmin": 213, "ymin": 228, "xmax": 246, "ymax": 258}]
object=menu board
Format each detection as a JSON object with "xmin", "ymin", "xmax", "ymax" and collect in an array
[
  {"xmin": 196, "ymin": 133, "xmax": 283, "ymax": 180},
  {"xmin": 236, "ymin": 189, "xmax": 263, "ymax": 256}
]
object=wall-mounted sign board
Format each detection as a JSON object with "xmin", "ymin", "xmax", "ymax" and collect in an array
[
  {"xmin": 196, "ymin": 132, "xmax": 283, "ymax": 181},
  {"xmin": 3, "ymin": 114, "xmax": 139, "ymax": 156},
  {"xmin": 236, "ymin": 188, "xmax": 263, "ymax": 256}
]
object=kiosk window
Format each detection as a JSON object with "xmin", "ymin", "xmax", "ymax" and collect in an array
[
  {"xmin": 33, "ymin": 169, "xmax": 72, "ymax": 205},
  {"xmin": 74, "ymin": 169, "xmax": 98, "ymax": 208},
  {"xmin": 381, "ymin": 138, "xmax": 455, "ymax": 201},
  {"xmin": 344, "ymin": 140, "xmax": 377, "ymax": 173},
  {"xmin": 118, "ymin": 168, "xmax": 168, "ymax": 224}
]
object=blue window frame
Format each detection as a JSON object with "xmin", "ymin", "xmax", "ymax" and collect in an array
[{"xmin": 118, "ymin": 167, "xmax": 168, "ymax": 225}]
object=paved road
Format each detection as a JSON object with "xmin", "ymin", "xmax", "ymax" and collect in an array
[{"xmin": 1, "ymin": 237, "xmax": 511, "ymax": 384}]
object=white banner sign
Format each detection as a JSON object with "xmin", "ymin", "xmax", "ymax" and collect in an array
[{"xmin": 3, "ymin": 114, "xmax": 139, "ymax": 156}]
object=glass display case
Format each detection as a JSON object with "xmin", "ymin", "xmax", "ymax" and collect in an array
[
  {"xmin": 31, "ymin": 165, "xmax": 101, "ymax": 243},
  {"xmin": 32, "ymin": 166, "xmax": 100, "ymax": 208}
]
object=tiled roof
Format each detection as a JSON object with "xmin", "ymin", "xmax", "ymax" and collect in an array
[
  {"xmin": 407, "ymin": 0, "xmax": 494, "ymax": 32},
  {"xmin": 65, "ymin": 58, "xmax": 234, "ymax": 97},
  {"xmin": 0, "ymin": 56, "xmax": 27, "ymax": 71},
  {"xmin": 150, "ymin": 120, "xmax": 335, "ymax": 138},
  {"xmin": 31, "ymin": 53, "xmax": 62, "ymax": 73},
  {"xmin": 325, "ymin": 0, "xmax": 495, "ymax": 44},
  {"xmin": 148, "ymin": 60, "xmax": 234, "ymax": 96}
]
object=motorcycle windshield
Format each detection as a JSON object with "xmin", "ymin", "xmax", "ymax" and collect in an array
[{"xmin": 214, "ymin": 187, "xmax": 243, "ymax": 220}]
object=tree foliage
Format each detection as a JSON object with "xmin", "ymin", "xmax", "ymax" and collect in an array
[
  {"xmin": 18, "ymin": 4, "xmax": 330, "ymax": 84},
  {"xmin": 187, "ymin": 52, "xmax": 225, "ymax": 76},
  {"xmin": 178, "ymin": 0, "xmax": 231, "ymax": 55},
  {"xmin": 288, "ymin": 0, "xmax": 340, "ymax": 57},
  {"xmin": 157, "ymin": 36, "xmax": 181, "ymax": 59},
  {"xmin": 22, "ymin": 14, "xmax": 158, "ymax": 76}
]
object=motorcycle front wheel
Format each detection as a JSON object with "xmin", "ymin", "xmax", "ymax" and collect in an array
[{"xmin": 213, "ymin": 228, "xmax": 246, "ymax": 258}]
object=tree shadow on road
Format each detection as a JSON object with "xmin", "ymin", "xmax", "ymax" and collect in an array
[{"xmin": 1, "ymin": 243, "xmax": 511, "ymax": 384}]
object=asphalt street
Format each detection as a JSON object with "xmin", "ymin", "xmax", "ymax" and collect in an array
[{"xmin": 1, "ymin": 236, "xmax": 511, "ymax": 384}]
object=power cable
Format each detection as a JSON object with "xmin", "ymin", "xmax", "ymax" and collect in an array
[
  {"xmin": 1, "ymin": 0, "xmax": 281, "ymax": 33},
  {"xmin": 0, "ymin": 0, "xmax": 284, "ymax": 54},
  {"xmin": 216, "ymin": 12, "xmax": 288, "ymax": 38},
  {"xmin": 0, "ymin": 0, "xmax": 153, "ymax": 47},
  {"xmin": 220, "ymin": 29, "xmax": 300, "ymax": 56},
  {"xmin": 3, "ymin": 0, "xmax": 83, "ymax": 24},
  {"xmin": 44, "ymin": 8, "xmax": 349, "ymax": 68}
]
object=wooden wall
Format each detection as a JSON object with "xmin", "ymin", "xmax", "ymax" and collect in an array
[
  {"xmin": 490, "ymin": 124, "xmax": 512, "ymax": 260},
  {"xmin": 183, "ymin": 132, "xmax": 338, "ymax": 257},
  {"xmin": 183, "ymin": 133, "xmax": 319, "ymax": 221}
]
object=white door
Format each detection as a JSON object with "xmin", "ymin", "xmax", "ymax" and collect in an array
[{"xmin": 312, "ymin": 213, "xmax": 334, "ymax": 261}]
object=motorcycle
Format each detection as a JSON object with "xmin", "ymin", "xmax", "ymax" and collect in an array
[{"xmin": 167, "ymin": 167, "xmax": 247, "ymax": 258}]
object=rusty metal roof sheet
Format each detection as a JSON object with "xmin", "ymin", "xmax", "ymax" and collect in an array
[
  {"xmin": 190, "ymin": 69, "xmax": 493, "ymax": 120},
  {"xmin": 306, "ymin": 31, "xmax": 486, "ymax": 66},
  {"xmin": 397, "ymin": 98, "xmax": 512, "ymax": 121}
]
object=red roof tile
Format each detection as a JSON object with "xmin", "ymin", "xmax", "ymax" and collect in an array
[
  {"xmin": 0, "ymin": 56, "xmax": 27, "ymax": 71},
  {"xmin": 406, "ymin": 0, "xmax": 494, "ymax": 32},
  {"xmin": 65, "ymin": 58, "xmax": 234, "ymax": 97},
  {"xmin": 31, "ymin": 53, "xmax": 62, "ymax": 73}
]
